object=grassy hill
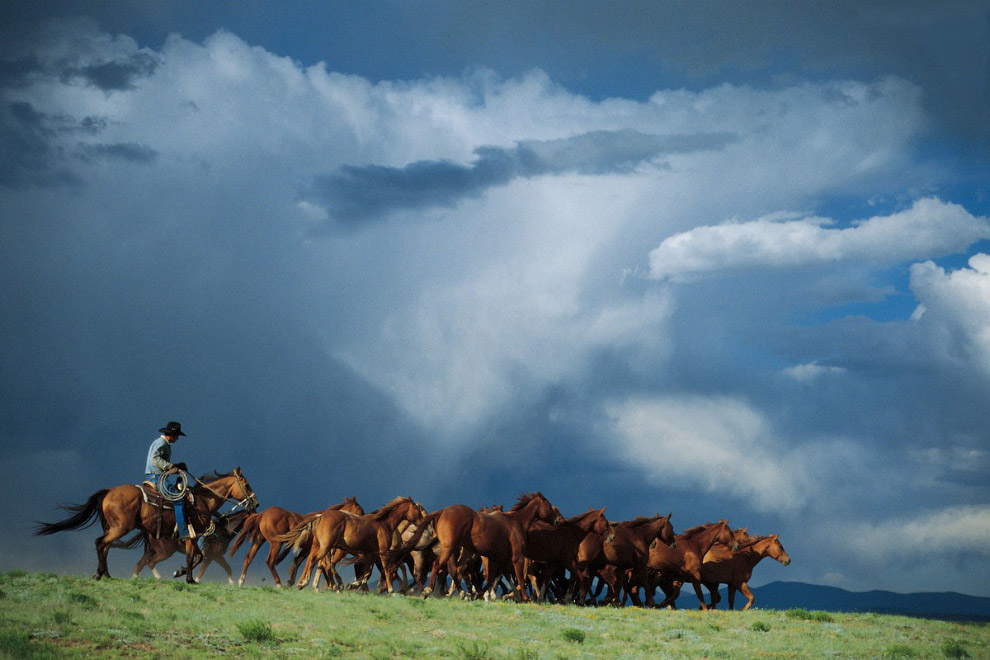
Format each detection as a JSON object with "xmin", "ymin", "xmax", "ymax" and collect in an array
[{"xmin": 1, "ymin": 571, "xmax": 987, "ymax": 659}]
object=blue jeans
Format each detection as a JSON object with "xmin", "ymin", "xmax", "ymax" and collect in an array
[{"xmin": 146, "ymin": 472, "xmax": 189, "ymax": 538}]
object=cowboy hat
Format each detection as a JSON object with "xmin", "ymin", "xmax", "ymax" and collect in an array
[{"xmin": 158, "ymin": 421, "xmax": 186, "ymax": 437}]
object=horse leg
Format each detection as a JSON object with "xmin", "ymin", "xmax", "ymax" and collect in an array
[
  {"xmin": 286, "ymin": 550, "xmax": 305, "ymax": 587},
  {"xmin": 739, "ymin": 582, "xmax": 755, "ymax": 611},
  {"xmin": 294, "ymin": 544, "xmax": 318, "ymax": 591},
  {"xmin": 264, "ymin": 542, "xmax": 285, "ymax": 587},
  {"xmin": 184, "ymin": 539, "xmax": 203, "ymax": 584},
  {"xmin": 132, "ymin": 545, "xmax": 152, "ymax": 579},
  {"xmin": 423, "ymin": 556, "xmax": 441, "ymax": 598},
  {"xmin": 510, "ymin": 538, "xmax": 529, "ymax": 603},
  {"xmin": 426, "ymin": 545, "xmax": 454, "ymax": 598},
  {"xmin": 376, "ymin": 552, "xmax": 394, "ymax": 595},
  {"xmin": 239, "ymin": 540, "xmax": 264, "ymax": 587},
  {"xmin": 194, "ymin": 556, "xmax": 211, "ymax": 583},
  {"xmin": 94, "ymin": 526, "xmax": 129, "ymax": 580},
  {"xmin": 690, "ymin": 578, "xmax": 709, "ymax": 611},
  {"xmin": 704, "ymin": 580, "xmax": 720, "ymax": 609},
  {"xmin": 147, "ymin": 543, "xmax": 175, "ymax": 581},
  {"xmin": 327, "ymin": 553, "xmax": 346, "ymax": 591},
  {"xmin": 212, "ymin": 552, "xmax": 234, "ymax": 585}
]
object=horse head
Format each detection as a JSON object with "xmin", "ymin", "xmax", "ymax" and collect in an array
[
  {"xmin": 714, "ymin": 519, "xmax": 732, "ymax": 547},
  {"xmin": 729, "ymin": 525, "xmax": 753, "ymax": 551},
  {"xmin": 401, "ymin": 496, "xmax": 426, "ymax": 523},
  {"xmin": 767, "ymin": 534, "xmax": 791, "ymax": 566},
  {"xmin": 657, "ymin": 512, "xmax": 676, "ymax": 548},
  {"xmin": 230, "ymin": 467, "xmax": 259, "ymax": 511},
  {"xmin": 512, "ymin": 492, "xmax": 563, "ymax": 525},
  {"xmin": 543, "ymin": 495, "xmax": 565, "ymax": 525},
  {"xmin": 340, "ymin": 497, "xmax": 364, "ymax": 515},
  {"xmin": 589, "ymin": 508, "xmax": 616, "ymax": 543},
  {"xmin": 589, "ymin": 507, "xmax": 610, "ymax": 535}
]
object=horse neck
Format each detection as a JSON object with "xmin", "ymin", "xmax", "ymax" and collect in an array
[
  {"xmin": 194, "ymin": 477, "xmax": 233, "ymax": 514},
  {"xmin": 505, "ymin": 497, "xmax": 545, "ymax": 527},
  {"xmin": 379, "ymin": 501, "xmax": 414, "ymax": 530},
  {"xmin": 568, "ymin": 510, "xmax": 600, "ymax": 531},
  {"xmin": 682, "ymin": 523, "xmax": 725, "ymax": 554},
  {"xmin": 645, "ymin": 516, "xmax": 670, "ymax": 541}
]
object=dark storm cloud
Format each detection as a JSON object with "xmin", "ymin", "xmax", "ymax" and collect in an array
[
  {"xmin": 74, "ymin": 142, "xmax": 158, "ymax": 164},
  {"xmin": 63, "ymin": 52, "xmax": 159, "ymax": 92},
  {"xmin": 311, "ymin": 130, "xmax": 736, "ymax": 224},
  {"xmin": 0, "ymin": 100, "xmax": 125, "ymax": 188},
  {"xmin": 0, "ymin": 55, "xmax": 43, "ymax": 88},
  {"xmin": 0, "ymin": 102, "xmax": 81, "ymax": 188}
]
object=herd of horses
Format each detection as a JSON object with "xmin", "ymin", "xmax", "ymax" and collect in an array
[{"xmin": 35, "ymin": 468, "xmax": 790, "ymax": 610}]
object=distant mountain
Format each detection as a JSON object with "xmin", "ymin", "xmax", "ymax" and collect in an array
[{"xmin": 672, "ymin": 581, "xmax": 990, "ymax": 622}]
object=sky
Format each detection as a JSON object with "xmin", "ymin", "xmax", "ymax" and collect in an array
[{"xmin": 2, "ymin": 1, "xmax": 989, "ymax": 596}]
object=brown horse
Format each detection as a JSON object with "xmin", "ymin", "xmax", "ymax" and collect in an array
[
  {"xmin": 594, "ymin": 514, "xmax": 676, "ymax": 607},
  {"xmin": 523, "ymin": 508, "xmax": 610, "ymax": 602},
  {"xmin": 228, "ymin": 498, "xmax": 363, "ymax": 588},
  {"xmin": 35, "ymin": 468, "xmax": 257, "ymax": 583},
  {"xmin": 700, "ymin": 534, "xmax": 791, "ymax": 610},
  {"xmin": 116, "ymin": 509, "xmax": 252, "ymax": 583},
  {"xmin": 647, "ymin": 519, "xmax": 732, "ymax": 610},
  {"xmin": 406, "ymin": 492, "xmax": 563, "ymax": 602},
  {"xmin": 288, "ymin": 496, "xmax": 425, "ymax": 593}
]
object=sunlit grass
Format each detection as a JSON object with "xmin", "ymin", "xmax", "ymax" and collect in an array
[{"xmin": 0, "ymin": 571, "xmax": 986, "ymax": 659}]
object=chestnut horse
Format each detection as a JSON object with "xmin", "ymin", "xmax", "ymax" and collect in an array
[
  {"xmin": 700, "ymin": 534, "xmax": 791, "ymax": 610},
  {"xmin": 228, "ymin": 498, "xmax": 363, "ymax": 588},
  {"xmin": 35, "ymin": 468, "xmax": 258, "ymax": 583},
  {"xmin": 288, "ymin": 496, "xmax": 425, "ymax": 593},
  {"xmin": 595, "ymin": 514, "xmax": 676, "ymax": 607},
  {"xmin": 117, "ymin": 509, "xmax": 252, "ymax": 583},
  {"xmin": 647, "ymin": 519, "xmax": 732, "ymax": 610},
  {"xmin": 407, "ymin": 492, "xmax": 563, "ymax": 602},
  {"xmin": 523, "ymin": 507, "xmax": 610, "ymax": 602}
]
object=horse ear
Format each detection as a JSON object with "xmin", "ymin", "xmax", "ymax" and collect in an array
[
  {"xmin": 599, "ymin": 506, "xmax": 606, "ymax": 514},
  {"xmin": 741, "ymin": 527, "xmax": 748, "ymax": 534}
]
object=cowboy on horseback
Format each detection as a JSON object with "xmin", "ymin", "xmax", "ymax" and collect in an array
[{"xmin": 145, "ymin": 421, "xmax": 195, "ymax": 540}]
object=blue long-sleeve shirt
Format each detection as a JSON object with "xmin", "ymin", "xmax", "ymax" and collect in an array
[{"xmin": 145, "ymin": 436, "xmax": 174, "ymax": 475}]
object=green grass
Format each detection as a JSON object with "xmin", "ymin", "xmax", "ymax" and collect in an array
[{"xmin": 0, "ymin": 571, "xmax": 987, "ymax": 659}]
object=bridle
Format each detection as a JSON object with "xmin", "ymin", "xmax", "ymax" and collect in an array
[{"xmin": 189, "ymin": 470, "xmax": 258, "ymax": 512}]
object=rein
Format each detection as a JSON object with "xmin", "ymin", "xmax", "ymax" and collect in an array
[{"xmin": 187, "ymin": 471, "xmax": 257, "ymax": 512}]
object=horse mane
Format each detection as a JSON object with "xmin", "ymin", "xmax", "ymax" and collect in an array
[
  {"xmin": 508, "ymin": 492, "xmax": 545, "ymax": 513},
  {"xmin": 622, "ymin": 515, "xmax": 663, "ymax": 528},
  {"xmin": 679, "ymin": 522, "xmax": 720, "ymax": 538},
  {"xmin": 195, "ymin": 470, "xmax": 234, "ymax": 483},
  {"xmin": 734, "ymin": 534, "xmax": 773, "ymax": 550},
  {"xmin": 566, "ymin": 509, "xmax": 601, "ymax": 525},
  {"xmin": 371, "ymin": 496, "xmax": 414, "ymax": 520}
]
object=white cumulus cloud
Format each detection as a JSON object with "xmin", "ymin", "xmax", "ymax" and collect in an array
[
  {"xmin": 605, "ymin": 395, "xmax": 812, "ymax": 512},
  {"xmin": 838, "ymin": 505, "xmax": 990, "ymax": 562},
  {"xmin": 648, "ymin": 198, "xmax": 990, "ymax": 281},
  {"xmin": 910, "ymin": 253, "xmax": 990, "ymax": 375}
]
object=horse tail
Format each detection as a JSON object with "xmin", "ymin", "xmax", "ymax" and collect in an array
[
  {"xmin": 111, "ymin": 531, "xmax": 146, "ymax": 550},
  {"xmin": 274, "ymin": 543, "xmax": 293, "ymax": 564},
  {"xmin": 274, "ymin": 519, "xmax": 311, "ymax": 553},
  {"xmin": 274, "ymin": 511, "xmax": 324, "ymax": 554},
  {"xmin": 228, "ymin": 511, "xmax": 261, "ymax": 557},
  {"xmin": 394, "ymin": 510, "xmax": 441, "ymax": 559},
  {"xmin": 34, "ymin": 489, "xmax": 109, "ymax": 536}
]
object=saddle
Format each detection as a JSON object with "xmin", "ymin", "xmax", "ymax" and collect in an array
[{"xmin": 139, "ymin": 481, "xmax": 194, "ymax": 539}]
